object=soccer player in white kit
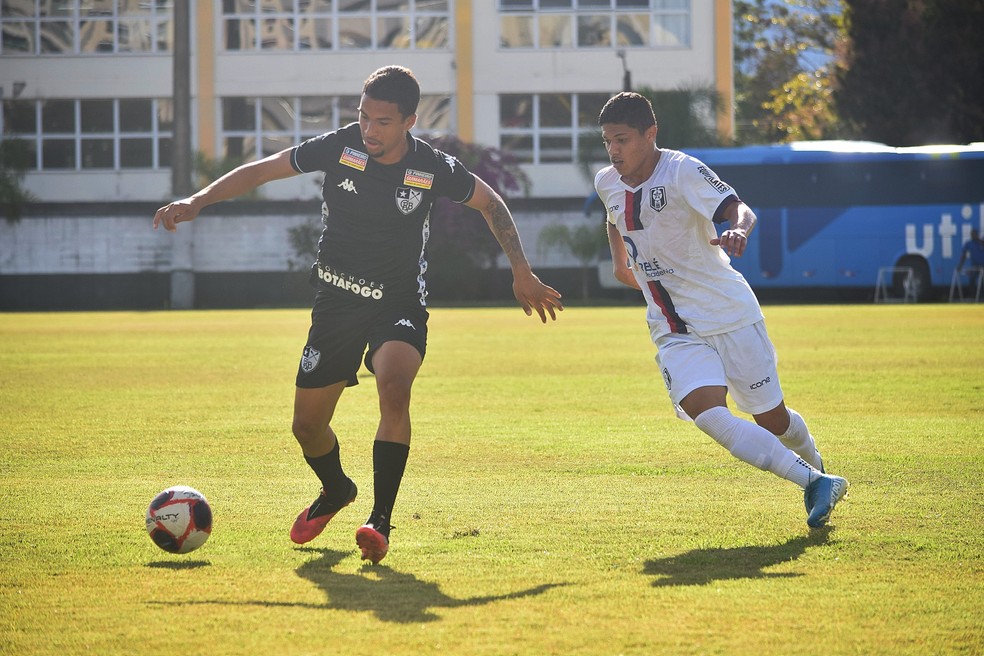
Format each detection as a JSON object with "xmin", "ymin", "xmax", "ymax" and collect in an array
[{"xmin": 594, "ymin": 92, "xmax": 848, "ymax": 528}]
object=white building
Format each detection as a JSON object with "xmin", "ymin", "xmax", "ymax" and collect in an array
[
  {"xmin": 0, "ymin": 1, "xmax": 733, "ymax": 309},
  {"xmin": 1, "ymin": 0, "xmax": 733, "ymax": 202}
]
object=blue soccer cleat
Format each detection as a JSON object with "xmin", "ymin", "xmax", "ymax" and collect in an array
[{"xmin": 804, "ymin": 474, "xmax": 848, "ymax": 528}]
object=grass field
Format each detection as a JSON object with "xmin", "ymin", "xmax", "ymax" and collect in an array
[{"xmin": 1, "ymin": 304, "xmax": 982, "ymax": 655}]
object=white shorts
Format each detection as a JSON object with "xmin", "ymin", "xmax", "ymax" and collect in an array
[{"xmin": 654, "ymin": 321, "xmax": 784, "ymax": 416}]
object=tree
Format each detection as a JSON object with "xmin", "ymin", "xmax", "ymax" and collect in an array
[
  {"xmin": 640, "ymin": 85, "xmax": 728, "ymax": 149},
  {"xmin": 537, "ymin": 221, "xmax": 608, "ymax": 299},
  {"xmin": 426, "ymin": 134, "xmax": 529, "ymax": 266},
  {"xmin": 836, "ymin": 0, "xmax": 984, "ymax": 145},
  {"xmin": 193, "ymin": 151, "xmax": 261, "ymax": 199},
  {"xmin": 734, "ymin": 0, "xmax": 846, "ymax": 143},
  {"xmin": 423, "ymin": 134, "xmax": 531, "ymax": 300},
  {"xmin": 0, "ymin": 139, "xmax": 35, "ymax": 223}
]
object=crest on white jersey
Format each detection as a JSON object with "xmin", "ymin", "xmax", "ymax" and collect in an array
[
  {"xmin": 650, "ymin": 186, "xmax": 667, "ymax": 212},
  {"xmin": 396, "ymin": 186, "xmax": 422, "ymax": 215}
]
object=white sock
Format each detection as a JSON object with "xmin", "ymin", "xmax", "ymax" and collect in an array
[
  {"xmin": 779, "ymin": 408, "xmax": 824, "ymax": 471},
  {"xmin": 694, "ymin": 406, "xmax": 820, "ymax": 489}
]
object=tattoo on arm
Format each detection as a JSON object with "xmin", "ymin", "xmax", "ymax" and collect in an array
[{"xmin": 486, "ymin": 194, "xmax": 527, "ymax": 267}]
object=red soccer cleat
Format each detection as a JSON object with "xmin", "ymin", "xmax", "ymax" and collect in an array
[
  {"xmin": 290, "ymin": 480, "xmax": 357, "ymax": 545},
  {"xmin": 355, "ymin": 522, "xmax": 390, "ymax": 564}
]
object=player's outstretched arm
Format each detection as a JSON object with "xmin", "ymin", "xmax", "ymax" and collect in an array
[
  {"xmin": 466, "ymin": 175, "xmax": 564, "ymax": 323},
  {"xmin": 153, "ymin": 149, "xmax": 298, "ymax": 232}
]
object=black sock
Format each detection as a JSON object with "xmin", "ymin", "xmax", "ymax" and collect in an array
[
  {"xmin": 304, "ymin": 442, "xmax": 348, "ymax": 501},
  {"xmin": 371, "ymin": 440, "xmax": 409, "ymax": 534}
]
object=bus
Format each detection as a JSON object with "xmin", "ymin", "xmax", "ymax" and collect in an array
[{"xmin": 681, "ymin": 141, "xmax": 984, "ymax": 301}]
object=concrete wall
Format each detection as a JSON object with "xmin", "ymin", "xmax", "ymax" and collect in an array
[{"xmin": 0, "ymin": 200, "xmax": 617, "ymax": 310}]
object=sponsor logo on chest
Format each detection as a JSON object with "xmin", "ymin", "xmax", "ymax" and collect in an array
[
  {"xmin": 623, "ymin": 235, "xmax": 675, "ymax": 278},
  {"xmin": 404, "ymin": 168, "xmax": 434, "ymax": 189},
  {"xmin": 340, "ymin": 147, "xmax": 368, "ymax": 171}
]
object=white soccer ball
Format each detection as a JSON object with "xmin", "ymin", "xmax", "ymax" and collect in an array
[{"xmin": 145, "ymin": 485, "xmax": 213, "ymax": 554}]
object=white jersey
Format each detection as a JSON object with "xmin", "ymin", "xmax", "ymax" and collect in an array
[{"xmin": 595, "ymin": 148, "xmax": 763, "ymax": 339}]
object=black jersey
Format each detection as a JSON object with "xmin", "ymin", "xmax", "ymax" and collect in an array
[{"xmin": 290, "ymin": 123, "xmax": 476, "ymax": 306}]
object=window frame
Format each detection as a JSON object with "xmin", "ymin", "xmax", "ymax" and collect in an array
[
  {"xmin": 1, "ymin": 97, "xmax": 173, "ymax": 171},
  {"xmin": 219, "ymin": 0, "xmax": 452, "ymax": 52},
  {"xmin": 218, "ymin": 93, "xmax": 454, "ymax": 161},
  {"xmin": 496, "ymin": 0, "xmax": 691, "ymax": 50},
  {"xmin": 498, "ymin": 92, "xmax": 610, "ymax": 165},
  {"xmin": 0, "ymin": 0, "xmax": 173, "ymax": 56}
]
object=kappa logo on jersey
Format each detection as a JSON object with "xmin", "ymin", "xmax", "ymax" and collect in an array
[
  {"xmin": 650, "ymin": 186, "xmax": 667, "ymax": 212},
  {"xmin": 404, "ymin": 168, "xmax": 434, "ymax": 190},
  {"xmin": 394, "ymin": 318, "xmax": 416, "ymax": 330},
  {"xmin": 443, "ymin": 153, "xmax": 457, "ymax": 172},
  {"xmin": 339, "ymin": 147, "xmax": 368, "ymax": 171},
  {"xmin": 396, "ymin": 186, "xmax": 422, "ymax": 215},
  {"xmin": 300, "ymin": 346, "xmax": 321, "ymax": 373},
  {"xmin": 338, "ymin": 178, "xmax": 358, "ymax": 194},
  {"xmin": 696, "ymin": 165, "xmax": 731, "ymax": 194}
]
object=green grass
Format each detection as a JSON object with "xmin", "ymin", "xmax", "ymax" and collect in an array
[{"xmin": 1, "ymin": 304, "xmax": 982, "ymax": 655}]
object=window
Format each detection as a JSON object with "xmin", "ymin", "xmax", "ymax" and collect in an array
[
  {"xmin": 0, "ymin": 0, "xmax": 172, "ymax": 55},
  {"xmin": 499, "ymin": 92, "xmax": 609, "ymax": 164},
  {"xmin": 498, "ymin": 0, "xmax": 689, "ymax": 49},
  {"xmin": 1, "ymin": 98, "xmax": 173, "ymax": 170},
  {"xmin": 221, "ymin": 0, "xmax": 450, "ymax": 52},
  {"xmin": 219, "ymin": 94, "xmax": 452, "ymax": 160}
]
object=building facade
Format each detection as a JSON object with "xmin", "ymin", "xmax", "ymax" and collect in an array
[{"xmin": 1, "ymin": 0, "xmax": 733, "ymax": 203}]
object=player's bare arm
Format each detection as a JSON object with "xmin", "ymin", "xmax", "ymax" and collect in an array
[
  {"xmin": 710, "ymin": 200, "xmax": 757, "ymax": 258},
  {"xmin": 466, "ymin": 175, "xmax": 563, "ymax": 322},
  {"xmin": 607, "ymin": 222, "xmax": 641, "ymax": 290},
  {"xmin": 153, "ymin": 148, "xmax": 299, "ymax": 232}
]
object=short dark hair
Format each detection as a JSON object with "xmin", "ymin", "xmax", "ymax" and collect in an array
[
  {"xmin": 363, "ymin": 65, "xmax": 420, "ymax": 118},
  {"xmin": 598, "ymin": 92, "xmax": 657, "ymax": 134}
]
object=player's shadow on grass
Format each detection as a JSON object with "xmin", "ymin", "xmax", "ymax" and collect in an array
[
  {"xmin": 643, "ymin": 528, "xmax": 831, "ymax": 587},
  {"xmin": 294, "ymin": 547, "xmax": 565, "ymax": 623}
]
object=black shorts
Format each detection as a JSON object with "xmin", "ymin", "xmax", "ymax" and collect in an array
[{"xmin": 296, "ymin": 291, "xmax": 429, "ymax": 389}]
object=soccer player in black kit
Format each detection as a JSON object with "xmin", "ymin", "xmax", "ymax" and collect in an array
[{"xmin": 153, "ymin": 66, "xmax": 563, "ymax": 563}]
